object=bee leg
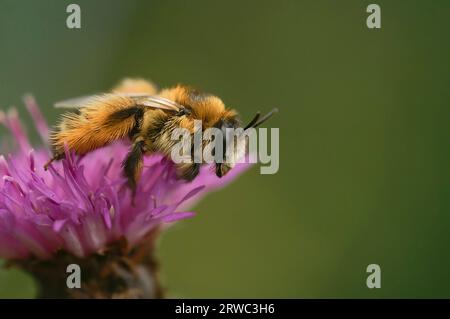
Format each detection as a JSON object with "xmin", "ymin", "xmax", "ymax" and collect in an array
[
  {"xmin": 122, "ymin": 141, "xmax": 145, "ymax": 204},
  {"xmin": 44, "ymin": 153, "xmax": 64, "ymax": 170},
  {"xmin": 176, "ymin": 141, "xmax": 202, "ymax": 181},
  {"xmin": 177, "ymin": 162, "xmax": 201, "ymax": 181}
]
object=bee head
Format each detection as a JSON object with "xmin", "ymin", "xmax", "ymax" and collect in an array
[
  {"xmin": 215, "ymin": 108, "xmax": 278, "ymax": 177},
  {"xmin": 213, "ymin": 117, "xmax": 244, "ymax": 178}
]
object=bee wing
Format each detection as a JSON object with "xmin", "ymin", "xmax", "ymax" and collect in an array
[
  {"xmin": 54, "ymin": 95, "xmax": 98, "ymax": 108},
  {"xmin": 137, "ymin": 96, "xmax": 183, "ymax": 112},
  {"xmin": 54, "ymin": 93, "xmax": 183, "ymax": 112}
]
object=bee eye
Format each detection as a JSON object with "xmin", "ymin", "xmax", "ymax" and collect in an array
[{"xmin": 214, "ymin": 118, "xmax": 239, "ymax": 130}]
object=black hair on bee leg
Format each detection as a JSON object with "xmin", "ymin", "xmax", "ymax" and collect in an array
[
  {"xmin": 44, "ymin": 152, "xmax": 64, "ymax": 170},
  {"xmin": 179, "ymin": 163, "xmax": 201, "ymax": 181},
  {"xmin": 122, "ymin": 141, "xmax": 145, "ymax": 203}
]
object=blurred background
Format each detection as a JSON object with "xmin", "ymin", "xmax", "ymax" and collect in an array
[{"xmin": 0, "ymin": 0, "xmax": 449, "ymax": 298}]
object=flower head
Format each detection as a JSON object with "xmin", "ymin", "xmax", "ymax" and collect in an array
[{"xmin": 0, "ymin": 96, "xmax": 249, "ymax": 260}]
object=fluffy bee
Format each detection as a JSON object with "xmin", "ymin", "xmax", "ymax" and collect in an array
[{"xmin": 47, "ymin": 78, "xmax": 276, "ymax": 193}]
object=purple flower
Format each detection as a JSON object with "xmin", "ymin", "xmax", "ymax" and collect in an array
[{"xmin": 0, "ymin": 96, "xmax": 250, "ymax": 260}]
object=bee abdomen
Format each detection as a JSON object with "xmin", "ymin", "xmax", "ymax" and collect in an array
[{"xmin": 51, "ymin": 94, "xmax": 144, "ymax": 156}]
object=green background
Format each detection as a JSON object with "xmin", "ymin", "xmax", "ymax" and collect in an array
[{"xmin": 0, "ymin": 0, "xmax": 449, "ymax": 298}]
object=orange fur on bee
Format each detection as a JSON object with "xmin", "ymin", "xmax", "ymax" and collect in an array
[
  {"xmin": 50, "ymin": 94, "xmax": 139, "ymax": 155},
  {"xmin": 159, "ymin": 85, "xmax": 237, "ymax": 129}
]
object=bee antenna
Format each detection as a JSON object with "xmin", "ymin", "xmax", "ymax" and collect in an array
[
  {"xmin": 244, "ymin": 112, "xmax": 261, "ymax": 130},
  {"xmin": 250, "ymin": 108, "xmax": 278, "ymax": 129}
]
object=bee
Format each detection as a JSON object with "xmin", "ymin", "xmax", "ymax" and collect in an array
[{"xmin": 47, "ymin": 78, "xmax": 277, "ymax": 193}]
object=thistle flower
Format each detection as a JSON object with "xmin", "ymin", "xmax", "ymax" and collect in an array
[{"xmin": 0, "ymin": 96, "xmax": 249, "ymax": 298}]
